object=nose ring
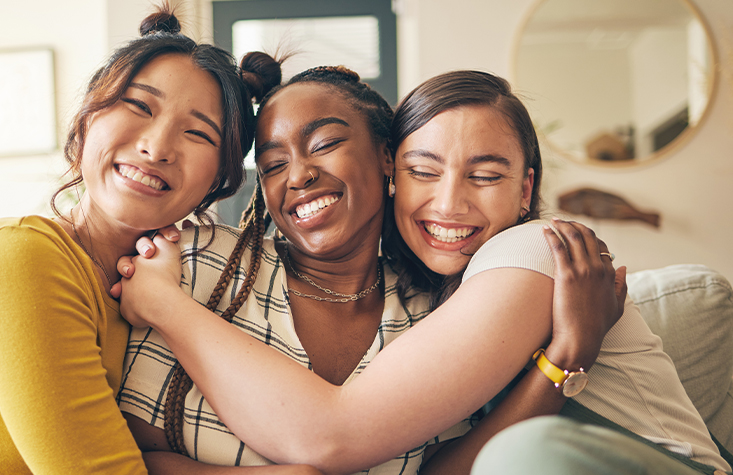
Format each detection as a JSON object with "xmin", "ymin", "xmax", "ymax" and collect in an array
[{"xmin": 307, "ymin": 170, "xmax": 315, "ymax": 183}]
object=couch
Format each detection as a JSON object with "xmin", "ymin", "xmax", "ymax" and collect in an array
[{"xmin": 627, "ymin": 264, "xmax": 733, "ymax": 454}]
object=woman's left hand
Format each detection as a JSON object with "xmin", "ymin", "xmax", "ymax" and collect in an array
[
  {"xmin": 114, "ymin": 233, "xmax": 185, "ymax": 329},
  {"xmin": 542, "ymin": 218, "xmax": 627, "ymax": 370}
]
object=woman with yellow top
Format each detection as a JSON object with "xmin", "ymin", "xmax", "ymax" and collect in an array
[{"xmin": 0, "ymin": 5, "xmax": 321, "ymax": 474}]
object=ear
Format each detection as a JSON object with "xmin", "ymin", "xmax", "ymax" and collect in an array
[
  {"xmin": 522, "ymin": 168, "xmax": 535, "ymax": 209},
  {"xmin": 377, "ymin": 141, "xmax": 394, "ymax": 177}
]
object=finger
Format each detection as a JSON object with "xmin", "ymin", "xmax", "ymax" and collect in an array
[
  {"xmin": 110, "ymin": 282, "xmax": 122, "ymax": 299},
  {"xmin": 551, "ymin": 218, "xmax": 589, "ymax": 262},
  {"xmin": 117, "ymin": 255, "xmax": 135, "ymax": 278},
  {"xmin": 158, "ymin": 224, "xmax": 181, "ymax": 242},
  {"xmin": 596, "ymin": 237, "xmax": 616, "ymax": 271},
  {"xmin": 543, "ymin": 224, "xmax": 571, "ymax": 271},
  {"xmin": 152, "ymin": 233, "xmax": 182, "ymax": 259},
  {"xmin": 615, "ymin": 266, "xmax": 628, "ymax": 308},
  {"xmin": 571, "ymin": 222, "xmax": 600, "ymax": 259},
  {"xmin": 136, "ymin": 236, "xmax": 156, "ymax": 258}
]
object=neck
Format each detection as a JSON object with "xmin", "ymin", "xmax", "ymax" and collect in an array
[
  {"xmin": 57, "ymin": 197, "xmax": 151, "ymax": 289},
  {"xmin": 283, "ymin": 238, "xmax": 382, "ymax": 298}
]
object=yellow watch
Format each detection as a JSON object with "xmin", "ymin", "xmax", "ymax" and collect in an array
[{"xmin": 532, "ymin": 348, "xmax": 588, "ymax": 397}]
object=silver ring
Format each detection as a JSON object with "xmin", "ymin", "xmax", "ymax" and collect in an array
[{"xmin": 600, "ymin": 252, "xmax": 615, "ymax": 262}]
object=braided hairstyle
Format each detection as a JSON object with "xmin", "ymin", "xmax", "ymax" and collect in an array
[
  {"xmin": 164, "ymin": 179, "xmax": 268, "ymax": 455},
  {"xmin": 382, "ymin": 70, "xmax": 545, "ymax": 310},
  {"xmin": 163, "ymin": 64, "xmax": 393, "ymax": 456}
]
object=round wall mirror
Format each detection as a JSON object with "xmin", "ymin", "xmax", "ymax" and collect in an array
[{"xmin": 514, "ymin": 0, "xmax": 717, "ymax": 167}]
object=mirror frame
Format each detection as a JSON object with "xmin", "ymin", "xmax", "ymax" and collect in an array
[{"xmin": 511, "ymin": 0, "xmax": 719, "ymax": 169}]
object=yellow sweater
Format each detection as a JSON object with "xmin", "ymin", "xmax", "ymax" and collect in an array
[{"xmin": 0, "ymin": 216, "xmax": 147, "ymax": 474}]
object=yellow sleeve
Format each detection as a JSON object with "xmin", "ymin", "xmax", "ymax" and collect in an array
[{"xmin": 0, "ymin": 222, "xmax": 148, "ymax": 474}]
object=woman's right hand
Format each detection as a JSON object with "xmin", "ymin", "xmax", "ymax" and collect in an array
[{"xmin": 542, "ymin": 218, "xmax": 627, "ymax": 371}]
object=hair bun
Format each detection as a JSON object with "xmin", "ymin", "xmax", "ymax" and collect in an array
[
  {"xmin": 239, "ymin": 52, "xmax": 284, "ymax": 103},
  {"xmin": 139, "ymin": 4, "xmax": 181, "ymax": 36}
]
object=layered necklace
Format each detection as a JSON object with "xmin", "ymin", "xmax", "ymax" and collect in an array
[
  {"xmin": 70, "ymin": 208, "xmax": 114, "ymax": 288},
  {"xmin": 283, "ymin": 246, "xmax": 381, "ymax": 303}
]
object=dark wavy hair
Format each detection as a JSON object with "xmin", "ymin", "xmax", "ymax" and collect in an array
[
  {"xmin": 51, "ymin": 3, "xmax": 281, "ymax": 223},
  {"xmin": 382, "ymin": 70, "xmax": 544, "ymax": 309}
]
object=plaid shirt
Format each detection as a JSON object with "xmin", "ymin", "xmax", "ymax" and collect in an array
[{"xmin": 118, "ymin": 225, "xmax": 473, "ymax": 474}]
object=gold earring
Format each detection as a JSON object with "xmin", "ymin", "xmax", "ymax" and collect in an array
[{"xmin": 388, "ymin": 175, "xmax": 396, "ymax": 197}]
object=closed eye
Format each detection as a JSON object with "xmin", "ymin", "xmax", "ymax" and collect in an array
[
  {"xmin": 472, "ymin": 175, "xmax": 501, "ymax": 184},
  {"xmin": 121, "ymin": 97, "xmax": 151, "ymax": 115},
  {"xmin": 187, "ymin": 129, "xmax": 217, "ymax": 147},
  {"xmin": 312, "ymin": 139, "xmax": 344, "ymax": 154},
  {"xmin": 408, "ymin": 169, "xmax": 438, "ymax": 179}
]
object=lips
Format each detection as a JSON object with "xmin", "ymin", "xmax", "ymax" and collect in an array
[
  {"xmin": 117, "ymin": 164, "xmax": 169, "ymax": 191},
  {"xmin": 423, "ymin": 222, "xmax": 478, "ymax": 243},
  {"xmin": 294, "ymin": 193, "xmax": 340, "ymax": 218}
]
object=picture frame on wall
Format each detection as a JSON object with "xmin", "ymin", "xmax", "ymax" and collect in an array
[{"xmin": 0, "ymin": 48, "xmax": 57, "ymax": 157}]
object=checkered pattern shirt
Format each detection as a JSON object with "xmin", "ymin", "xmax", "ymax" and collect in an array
[{"xmin": 118, "ymin": 225, "xmax": 473, "ymax": 473}]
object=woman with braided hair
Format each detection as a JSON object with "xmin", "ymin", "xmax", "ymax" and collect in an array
[
  {"xmin": 0, "ymin": 4, "xmax": 321, "ymax": 475},
  {"xmin": 115, "ymin": 65, "xmax": 625, "ymax": 474}
]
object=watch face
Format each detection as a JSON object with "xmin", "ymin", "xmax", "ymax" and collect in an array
[{"xmin": 562, "ymin": 372, "xmax": 589, "ymax": 397}]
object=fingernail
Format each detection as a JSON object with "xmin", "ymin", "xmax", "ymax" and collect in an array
[
  {"xmin": 142, "ymin": 245, "xmax": 152, "ymax": 257},
  {"xmin": 122, "ymin": 265, "xmax": 130, "ymax": 277},
  {"xmin": 552, "ymin": 217, "xmax": 561, "ymax": 221},
  {"xmin": 543, "ymin": 225, "xmax": 550, "ymax": 230}
]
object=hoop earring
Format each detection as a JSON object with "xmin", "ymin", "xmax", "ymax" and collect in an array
[
  {"xmin": 520, "ymin": 205, "xmax": 530, "ymax": 220},
  {"xmin": 388, "ymin": 175, "xmax": 396, "ymax": 197}
]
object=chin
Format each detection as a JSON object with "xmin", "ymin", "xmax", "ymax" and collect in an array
[{"xmin": 422, "ymin": 254, "xmax": 472, "ymax": 277}]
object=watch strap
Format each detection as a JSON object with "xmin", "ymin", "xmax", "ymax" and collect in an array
[{"xmin": 533, "ymin": 348, "xmax": 567, "ymax": 387}]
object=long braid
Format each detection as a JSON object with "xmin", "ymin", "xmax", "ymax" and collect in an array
[{"xmin": 163, "ymin": 180, "xmax": 267, "ymax": 455}]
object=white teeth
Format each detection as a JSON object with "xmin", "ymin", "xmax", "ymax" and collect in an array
[
  {"xmin": 118, "ymin": 164, "xmax": 166, "ymax": 191},
  {"xmin": 424, "ymin": 223, "xmax": 476, "ymax": 243},
  {"xmin": 296, "ymin": 195, "xmax": 339, "ymax": 218}
]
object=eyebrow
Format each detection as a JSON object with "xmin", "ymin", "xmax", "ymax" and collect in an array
[
  {"xmin": 301, "ymin": 117, "xmax": 349, "ymax": 138},
  {"xmin": 255, "ymin": 116, "xmax": 350, "ymax": 158},
  {"xmin": 401, "ymin": 149, "xmax": 512, "ymax": 168},
  {"xmin": 129, "ymin": 82, "xmax": 163, "ymax": 97}
]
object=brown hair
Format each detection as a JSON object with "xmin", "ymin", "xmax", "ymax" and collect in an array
[
  {"xmin": 382, "ymin": 70, "xmax": 544, "ymax": 309},
  {"xmin": 51, "ymin": 3, "xmax": 281, "ymax": 223}
]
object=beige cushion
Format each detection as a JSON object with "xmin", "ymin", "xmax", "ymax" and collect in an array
[{"xmin": 627, "ymin": 264, "xmax": 733, "ymax": 450}]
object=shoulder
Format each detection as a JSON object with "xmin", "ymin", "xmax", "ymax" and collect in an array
[
  {"xmin": 0, "ymin": 215, "xmax": 76, "ymax": 265},
  {"xmin": 462, "ymin": 220, "xmax": 555, "ymax": 283}
]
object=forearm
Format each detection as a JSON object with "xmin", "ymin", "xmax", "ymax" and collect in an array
[
  {"xmin": 147, "ymin": 270, "xmax": 553, "ymax": 473},
  {"xmin": 420, "ymin": 366, "xmax": 566, "ymax": 475},
  {"xmin": 420, "ymin": 331, "xmax": 601, "ymax": 474}
]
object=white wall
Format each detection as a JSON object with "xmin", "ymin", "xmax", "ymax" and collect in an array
[{"xmin": 2, "ymin": 0, "xmax": 732, "ymax": 283}]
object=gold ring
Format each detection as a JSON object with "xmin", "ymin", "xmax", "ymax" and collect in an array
[
  {"xmin": 308, "ymin": 170, "xmax": 315, "ymax": 182},
  {"xmin": 600, "ymin": 252, "xmax": 615, "ymax": 262}
]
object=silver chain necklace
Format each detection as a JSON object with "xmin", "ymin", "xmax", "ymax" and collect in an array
[
  {"xmin": 70, "ymin": 211, "xmax": 114, "ymax": 288},
  {"xmin": 283, "ymin": 246, "xmax": 381, "ymax": 303}
]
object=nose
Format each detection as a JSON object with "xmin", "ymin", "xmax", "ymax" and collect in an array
[
  {"xmin": 136, "ymin": 119, "xmax": 176, "ymax": 164},
  {"xmin": 429, "ymin": 174, "xmax": 469, "ymax": 218},
  {"xmin": 286, "ymin": 158, "xmax": 318, "ymax": 190}
]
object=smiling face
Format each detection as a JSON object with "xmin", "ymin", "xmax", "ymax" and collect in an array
[
  {"xmin": 255, "ymin": 83, "xmax": 391, "ymax": 259},
  {"xmin": 394, "ymin": 104, "xmax": 534, "ymax": 276},
  {"xmin": 80, "ymin": 53, "xmax": 223, "ymax": 231}
]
